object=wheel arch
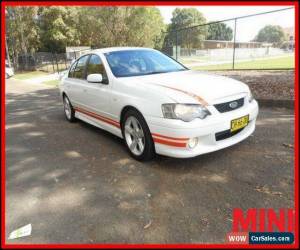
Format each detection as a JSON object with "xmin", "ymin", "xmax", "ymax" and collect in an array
[
  {"xmin": 61, "ymin": 91, "xmax": 68, "ymax": 100},
  {"xmin": 120, "ymin": 105, "xmax": 156, "ymax": 161},
  {"xmin": 120, "ymin": 105, "xmax": 144, "ymax": 127}
]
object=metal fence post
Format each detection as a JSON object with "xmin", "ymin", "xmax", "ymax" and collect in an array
[
  {"xmin": 55, "ymin": 53, "xmax": 59, "ymax": 73},
  {"xmin": 232, "ymin": 18, "xmax": 237, "ymax": 70},
  {"xmin": 51, "ymin": 53, "xmax": 55, "ymax": 73},
  {"xmin": 64, "ymin": 54, "xmax": 67, "ymax": 70},
  {"xmin": 175, "ymin": 30, "xmax": 178, "ymax": 60}
]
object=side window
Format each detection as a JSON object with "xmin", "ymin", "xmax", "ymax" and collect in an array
[
  {"xmin": 86, "ymin": 55, "xmax": 108, "ymax": 83},
  {"xmin": 68, "ymin": 61, "xmax": 77, "ymax": 78},
  {"xmin": 73, "ymin": 55, "xmax": 89, "ymax": 79}
]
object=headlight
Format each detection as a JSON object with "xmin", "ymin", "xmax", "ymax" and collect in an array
[
  {"xmin": 248, "ymin": 91, "xmax": 254, "ymax": 103},
  {"xmin": 162, "ymin": 104, "xmax": 211, "ymax": 122}
]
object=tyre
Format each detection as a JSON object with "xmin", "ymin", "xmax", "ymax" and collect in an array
[
  {"xmin": 122, "ymin": 109, "xmax": 155, "ymax": 161},
  {"xmin": 63, "ymin": 95, "xmax": 76, "ymax": 122}
]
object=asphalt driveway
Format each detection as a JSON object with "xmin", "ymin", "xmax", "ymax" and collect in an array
[{"xmin": 5, "ymin": 78, "xmax": 295, "ymax": 243}]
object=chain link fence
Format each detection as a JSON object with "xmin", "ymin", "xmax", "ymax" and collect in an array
[
  {"xmin": 14, "ymin": 48, "xmax": 93, "ymax": 74},
  {"xmin": 12, "ymin": 7, "xmax": 294, "ymax": 73},
  {"xmin": 161, "ymin": 7, "xmax": 295, "ymax": 70}
]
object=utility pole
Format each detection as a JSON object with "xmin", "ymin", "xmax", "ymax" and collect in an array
[
  {"xmin": 175, "ymin": 30, "xmax": 178, "ymax": 60},
  {"xmin": 232, "ymin": 18, "xmax": 237, "ymax": 70},
  {"xmin": 5, "ymin": 33, "xmax": 11, "ymax": 67},
  {"xmin": 5, "ymin": 8, "xmax": 11, "ymax": 67}
]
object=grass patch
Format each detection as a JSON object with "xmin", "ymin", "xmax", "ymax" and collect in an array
[
  {"xmin": 13, "ymin": 71, "xmax": 49, "ymax": 80},
  {"xmin": 191, "ymin": 56, "xmax": 295, "ymax": 71},
  {"xmin": 42, "ymin": 79, "xmax": 60, "ymax": 87}
]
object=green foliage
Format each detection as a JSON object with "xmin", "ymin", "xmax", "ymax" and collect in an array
[
  {"xmin": 6, "ymin": 6, "xmax": 165, "ymax": 56},
  {"xmin": 254, "ymin": 25, "xmax": 286, "ymax": 45},
  {"xmin": 6, "ymin": 7, "xmax": 40, "ymax": 62},
  {"xmin": 38, "ymin": 7, "xmax": 80, "ymax": 52},
  {"xmin": 207, "ymin": 22, "xmax": 233, "ymax": 41},
  {"xmin": 164, "ymin": 8, "xmax": 207, "ymax": 50},
  {"xmin": 76, "ymin": 7, "xmax": 165, "ymax": 48},
  {"xmin": 170, "ymin": 8, "xmax": 206, "ymax": 29}
]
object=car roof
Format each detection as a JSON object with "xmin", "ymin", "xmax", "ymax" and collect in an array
[{"xmin": 92, "ymin": 47, "xmax": 154, "ymax": 54}]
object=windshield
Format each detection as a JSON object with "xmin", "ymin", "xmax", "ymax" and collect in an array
[{"xmin": 104, "ymin": 49, "xmax": 188, "ymax": 77}]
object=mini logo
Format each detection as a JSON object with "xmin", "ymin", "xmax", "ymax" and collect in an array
[{"xmin": 229, "ymin": 101, "xmax": 238, "ymax": 109}]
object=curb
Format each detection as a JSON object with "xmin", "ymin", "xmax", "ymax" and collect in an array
[{"xmin": 257, "ymin": 99, "xmax": 294, "ymax": 109}]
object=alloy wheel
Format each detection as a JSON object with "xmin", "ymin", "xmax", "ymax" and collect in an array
[
  {"xmin": 64, "ymin": 97, "xmax": 72, "ymax": 120},
  {"xmin": 124, "ymin": 116, "xmax": 145, "ymax": 156}
]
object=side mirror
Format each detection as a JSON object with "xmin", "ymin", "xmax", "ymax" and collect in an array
[{"xmin": 87, "ymin": 73, "xmax": 103, "ymax": 83}]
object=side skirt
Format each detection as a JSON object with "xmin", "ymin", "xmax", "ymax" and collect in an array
[{"xmin": 75, "ymin": 111, "xmax": 123, "ymax": 139}]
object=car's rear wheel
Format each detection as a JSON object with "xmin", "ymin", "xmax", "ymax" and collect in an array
[
  {"xmin": 63, "ymin": 95, "xmax": 76, "ymax": 122},
  {"xmin": 122, "ymin": 109, "xmax": 155, "ymax": 161}
]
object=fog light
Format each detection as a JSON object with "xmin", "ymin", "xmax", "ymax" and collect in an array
[{"xmin": 188, "ymin": 137, "xmax": 198, "ymax": 149}]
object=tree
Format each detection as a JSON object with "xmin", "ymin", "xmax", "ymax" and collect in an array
[
  {"xmin": 75, "ymin": 7, "xmax": 104, "ymax": 48},
  {"xmin": 254, "ymin": 25, "xmax": 286, "ymax": 46},
  {"xmin": 71, "ymin": 7, "xmax": 165, "ymax": 49},
  {"xmin": 38, "ymin": 7, "xmax": 81, "ymax": 53},
  {"xmin": 163, "ymin": 8, "xmax": 207, "ymax": 54},
  {"xmin": 207, "ymin": 22, "xmax": 233, "ymax": 41},
  {"xmin": 85, "ymin": 7, "xmax": 164, "ymax": 48},
  {"xmin": 124, "ymin": 7, "xmax": 165, "ymax": 48},
  {"xmin": 6, "ymin": 6, "xmax": 165, "ymax": 55},
  {"xmin": 169, "ymin": 8, "xmax": 206, "ymax": 30},
  {"xmin": 6, "ymin": 7, "xmax": 40, "ymax": 64}
]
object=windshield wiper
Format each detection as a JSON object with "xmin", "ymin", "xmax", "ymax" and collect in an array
[
  {"xmin": 121, "ymin": 69, "xmax": 187, "ymax": 77},
  {"xmin": 150, "ymin": 69, "xmax": 188, "ymax": 74},
  {"xmin": 145, "ymin": 71, "xmax": 168, "ymax": 75}
]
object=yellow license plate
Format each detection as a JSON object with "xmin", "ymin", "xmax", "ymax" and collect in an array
[{"xmin": 231, "ymin": 115, "xmax": 249, "ymax": 132}]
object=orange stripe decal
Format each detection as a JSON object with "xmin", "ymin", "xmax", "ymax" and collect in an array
[
  {"xmin": 157, "ymin": 85, "xmax": 208, "ymax": 106},
  {"xmin": 153, "ymin": 138, "xmax": 187, "ymax": 148},
  {"xmin": 151, "ymin": 133, "xmax": 188, "ymax": 141},
  {"xmin": 74, "ymin": 107, "xmax": 120, "ymax": 128}
]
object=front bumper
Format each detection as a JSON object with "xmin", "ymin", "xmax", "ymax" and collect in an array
[{"xmin": 146, "ymin": 100, "xmax": 259, "ymax": 158}]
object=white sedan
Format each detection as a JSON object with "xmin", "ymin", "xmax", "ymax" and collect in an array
[
  {"xmin": 5, "ymin": 62, "xmax": 14, "ymax": 78},
  {"xmin": 59, "ymin": 47, "xmax": 259, "ymax": 161}
]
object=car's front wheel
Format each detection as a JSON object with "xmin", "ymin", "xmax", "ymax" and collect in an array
[
  {"xmin": 122, "ymin": 109, "xmax": 155, "ymax": 161},
  {"xmin": 63, "ymin": 95, "xmax": 76, "ymax": 122}
]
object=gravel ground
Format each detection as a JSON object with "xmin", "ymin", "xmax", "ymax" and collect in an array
[
  {"xmin": 212, "ymin": 70, "xmax": 294, "ymax": 101},
  {"xmin": 5, "ymin": 79, "xmax": 294, "ymax": 244}
]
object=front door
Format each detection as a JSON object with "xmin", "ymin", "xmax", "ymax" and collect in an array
[
  {"xmin": 81, "ymin": 54, "xmax": 111, "ymax": 119},
  {"xmin": 64, "ymin": 54, "xmax": 90, "ymax": 108}
]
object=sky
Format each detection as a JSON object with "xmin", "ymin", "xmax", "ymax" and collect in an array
[{"xmin": 157, "ymin": 6, "xmax": 295, "ymax": 42}]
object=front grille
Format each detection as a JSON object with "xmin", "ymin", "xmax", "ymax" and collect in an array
[
  {"xmin": 214, "ymin": 97, "xmax": 244, "ymax": 113},
  {"xmin": 215, "ymin": 128, "xmax": 244, "ymax": 141}
]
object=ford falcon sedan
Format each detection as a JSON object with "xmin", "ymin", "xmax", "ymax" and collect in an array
[{"xmin": 59, "ymin": 47, "xmax": 259, "ymax": 161}]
